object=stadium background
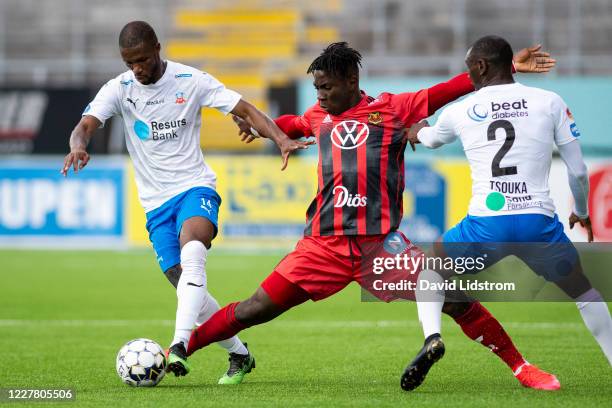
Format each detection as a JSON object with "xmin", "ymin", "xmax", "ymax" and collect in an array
[
  {"xmin": 1, "ymin": 1, "xmax": 611, "ymax": 406},
  {"xmin": 0, "ymin": 0, "xmax": 611, "ymax": 248}
]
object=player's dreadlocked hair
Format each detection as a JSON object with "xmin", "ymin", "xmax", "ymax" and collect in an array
[
  {"xmin": 307, "ymin": 42, "xmax": 362, "ymax": 79},
  {"xmin": 119, "ymin": 21, "xmax": 158, "ymax": 48}
]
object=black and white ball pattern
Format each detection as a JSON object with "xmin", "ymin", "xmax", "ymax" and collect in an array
[{"xmin": 116, "ymin": 338, "xmax": 166, "ymax": 387}]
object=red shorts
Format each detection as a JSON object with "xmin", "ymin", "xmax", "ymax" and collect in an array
[{"xmin": 267, "ymin": 231, "xmax": 424, "ymax": 302}]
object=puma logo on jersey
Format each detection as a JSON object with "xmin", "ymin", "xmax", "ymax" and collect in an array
[{"xmin": 126, "ymin": 98, "xmax": 139, "ymax": 108}]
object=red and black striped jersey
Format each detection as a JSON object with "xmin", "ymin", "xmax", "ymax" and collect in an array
[{"xmin": 277, "ymin": 74, "xmax": 474, "ymax": 236}]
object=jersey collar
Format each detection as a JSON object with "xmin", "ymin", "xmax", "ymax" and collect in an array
[
  {"xmin": 133, "ymin": 60, "xmax": 171, "ymax": 89},
  {"xmin": 321, "ymin": 91, "xmax": 369, "ymax": 118}
]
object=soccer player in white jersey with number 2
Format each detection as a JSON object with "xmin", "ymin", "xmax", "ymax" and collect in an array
[
  {"xmin": 406, "ymin": 35, "xmax": 612, "ymax": 389},
  {"xmin": 61, "ymin": 21, "xmax": 310, "ymax": 384}
]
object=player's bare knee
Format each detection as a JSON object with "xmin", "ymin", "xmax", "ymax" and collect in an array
[
  {"xmin": 556, "ymin": 270, "xmax": 593, "ymax": 300},
  {"xmin": 442, "ymin": 301, "xmax": 472, "ymax": 318},
  {"xmin": 180, "ymin": 217, "xmax": 215, "ymax": 249},
  {"xmin": 182, "ymin": 233, "xmax": 212, "ymax": 250},
  {"xmin": 197, "ymin": 236, "xmax": 212, "ymax": 249},
  {"xmin": 164, "ymin": 265, "xmax": 182, "ymax": 289},
  {"xmin": 235, "ymin": 290, "xmax": 278, "ymax": 325}
]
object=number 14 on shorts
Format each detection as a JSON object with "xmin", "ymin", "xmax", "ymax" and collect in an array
[{"xmin": 200, "ymin": 198, "xmax": 213, "ymax": 215}]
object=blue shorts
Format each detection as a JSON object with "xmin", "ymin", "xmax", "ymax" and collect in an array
[
  {"xmin": 442, "ymin": 214, "xmax": 578, "ymax": 281},
  {"xmin": 145, "ymin": 187, "xmax": 221, "ymax": 273}
]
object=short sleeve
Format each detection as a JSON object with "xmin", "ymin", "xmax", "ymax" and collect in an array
[
  {"xmin": 83, "ymin": 79, "xmax": 121, "ymax": 126},
  {"xmin": 198, "ymin": 72, "xmax": 242, "ymax": 115},
  {"xmin": 551, "ymin": 94, "xmax": 581, "ymax": 146},
  {"xmin": 295, "ymin": 107, "xmax": 314, "ymax": 135},
  {"xmin": 390, "ymin": 90, "xmax": 429, "ymax": 127}
]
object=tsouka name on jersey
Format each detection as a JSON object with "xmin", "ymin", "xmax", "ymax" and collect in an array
[
  {"xmin": 491, "ymin": 99, "xmax": 528, "ymax": 119},
  {"xmin": 150, "ymin": 118, "xmax": 187, "ymax": 140},
  {"xmin": 489, "ymin": 180, "xmax": 528, "ymax": 194},
  {"xmin": 489, "ymin": 180, "xmax": 546, "ymax": 210},
  {"xmin": 490, "ymin": 180, "xmax": 533, "ymax": 204}
]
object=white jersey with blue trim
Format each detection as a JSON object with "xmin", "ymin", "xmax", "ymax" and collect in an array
[
  {"xmin": 83, "ymin": 60, "xmax": 241, "ymax": 212},
  {"xmin": 418, "ymin": 82, "xmax": 580, "ymax": 217}
]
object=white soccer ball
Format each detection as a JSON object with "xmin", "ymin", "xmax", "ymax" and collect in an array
[{"xmin": 116, "ymin": 338, "xmax": 166, "ymax": 387}]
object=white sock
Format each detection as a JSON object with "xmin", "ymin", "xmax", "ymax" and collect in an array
[
  {"xmin": 172, "ymin": 240, "xmax": 207, "ymax": 348},
  {"xmin": 195, "ymin": 292, "xmax": 249, "ymax": 355},
  {"xmin": 576, "ymin": 288, "xmax": 612, "ymax": 365},
  {"xmin": 415, "ymin": 269, "xmax": 444, "ymax": 339}
]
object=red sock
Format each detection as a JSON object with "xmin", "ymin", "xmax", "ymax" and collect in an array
[
  {"xmin": 453, "ymin": 302, "xmax": 526, "ymax": 372},
  {"xmin": 187, "ymin": 302, "xmax": 247, "ymax": 356}
]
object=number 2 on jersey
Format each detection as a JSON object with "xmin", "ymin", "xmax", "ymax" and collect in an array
[{"xmin": 487, "ymin": 119, "xmax": 518, "ymax": 177}]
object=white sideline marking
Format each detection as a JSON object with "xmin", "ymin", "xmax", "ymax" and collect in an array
[{"xmin": 0, "ymin": 319, "xmax": 584, "ymax": 330}]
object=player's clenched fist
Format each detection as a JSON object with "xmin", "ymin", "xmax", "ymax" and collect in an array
[
  {"xmin": 406, "ymin": 120, "xmax": 428, "ymax": 151},
  {"xmin": 569, "ymin": 212, "xmax": 594, "ymax": 242}
]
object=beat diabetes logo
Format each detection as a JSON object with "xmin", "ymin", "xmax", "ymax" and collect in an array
[
  {"xmin": 467, "ymin": 104, "xmax": 488, "ymax": 122},
  {"xmin": 330, "ymin": 120, "xmax": 369, "ymax": 149},
  {"xmin": 468, "ymin": 99, "xmax": 529, "ymax": 121}
]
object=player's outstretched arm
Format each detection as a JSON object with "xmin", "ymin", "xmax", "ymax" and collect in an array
[
  {"xmin": 232, "ymin": 113, "xmax": 311, "ymax": 143},
  {"xmin": 408, "ymin": 106, "xmax": 458, "ymax": 151},
  {"xmin": 425, "ymin": 44, "xmax": 556, "ymax": 117},
  {"xmin": 61, "ymin": 115, "xmax": 101, "ymax": 176},
  {"xmin": 558, "ymin": 140, "xmax": 593, "ymax": 242},
  {"xmin": 231, "ymin": 100, "xmax": 313, "ymax": 170}
]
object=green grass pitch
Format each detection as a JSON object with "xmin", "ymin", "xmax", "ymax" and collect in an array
[{"xmin": 0, "ymin": 250, "xmax": 609, "ymax": 407}]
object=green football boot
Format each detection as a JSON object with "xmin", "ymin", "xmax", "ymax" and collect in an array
[
  {"xmin": 218, "ymin": 343, "xmax": 256, "ymax": 385},
  {"xmin": 166, "ymin": 343, "xmax": 191, "ymax": 377}
]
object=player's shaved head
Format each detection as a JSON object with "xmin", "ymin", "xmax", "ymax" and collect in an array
[
  {"xmin": 465, "ymin": 35, "xmax": 515, "ymax": 90},
  {"xmin": 119, "ymin": 21, "xmax": 164, "ymax": 85},
  {"xmin": 119, "ymin": 21, "xmax": 158, "ymax": 49},
  {"xmin": 466, "ymin": 35, "xmax": 514, "ymax": 70},
  {"xmin": 307, "ymin": 42, "xmax": 362, "ymax": 80}
]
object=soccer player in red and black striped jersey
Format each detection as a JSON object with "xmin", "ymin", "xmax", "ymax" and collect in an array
[{"xmin": 187, "ymin": 42, "xmax": 558, "ymax": 390}]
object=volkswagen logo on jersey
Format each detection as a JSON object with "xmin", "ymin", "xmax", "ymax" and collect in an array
[
  {"xmin": 134, "ymin": 120, "xmax": 150, "ymax": 140},
  {"xmin": 330, "ymin": 120, "xmax": 369, "ymax": 149},
  {"xmin": 467, "ymin": 104, "xmax": 489, "ymax": 122}
]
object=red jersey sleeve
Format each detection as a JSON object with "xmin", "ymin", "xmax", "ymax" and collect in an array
[
  {"xmin": 390, "ymin": 90, "xmax": 430, "ymax": 127},
  {"xmin": 391, "ymin": 72, "xmax": 475, "ymax": 126},
  {"xmin": 426, "ymin": 72, "xmax": 474, "ymax": 115},
  {"xmin": 274, "ymin": 111, "xmax": 313, "ymax": 139}
]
